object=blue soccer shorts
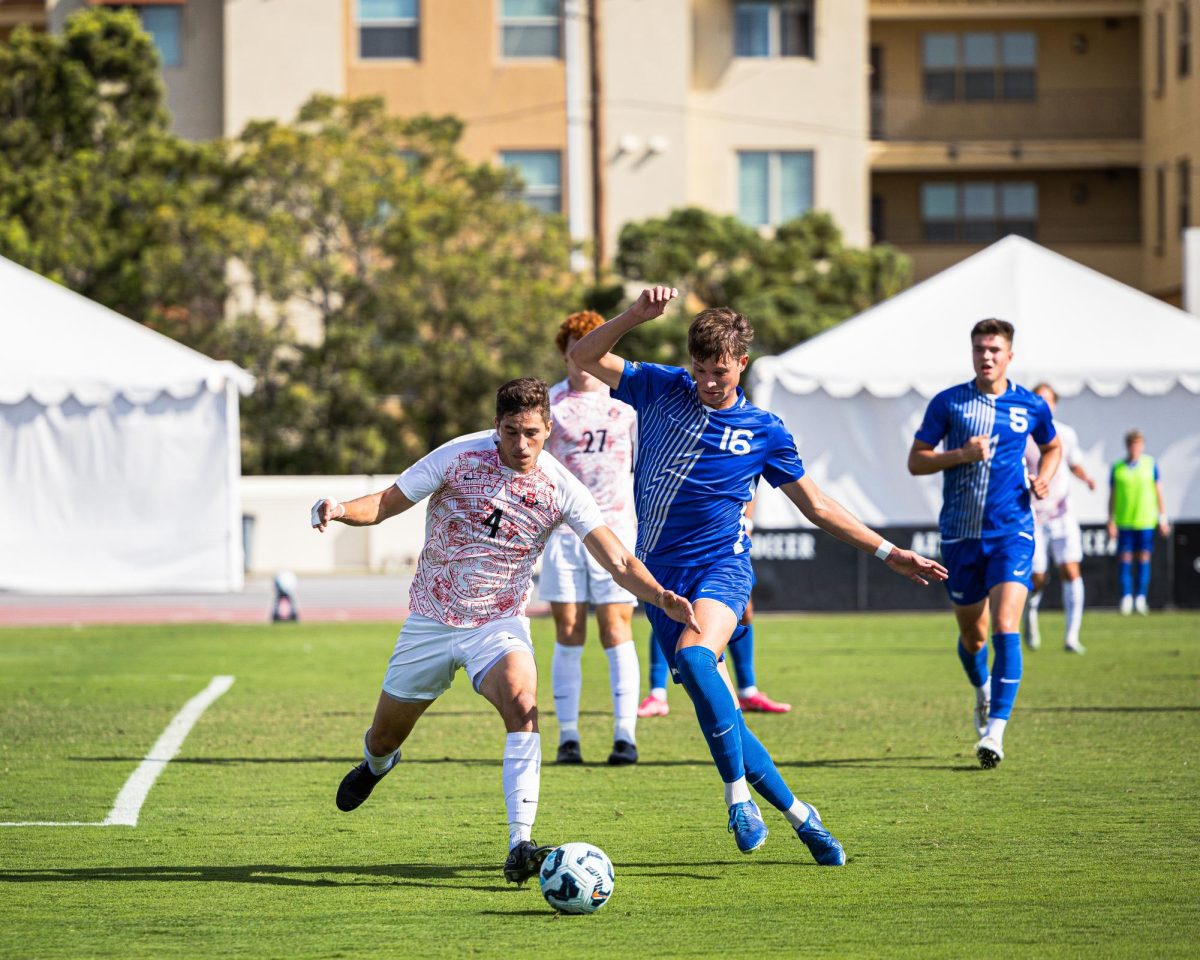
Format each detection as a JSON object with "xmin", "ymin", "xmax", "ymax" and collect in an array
[
  {"xmin": 940, "ymin": 534, "xmax": 1034, "ymax": 607},
  {"xmin": 1117, "ymin": 528, "xmax": 1155, "ymax": 554},
  {"xmin": 644, "ymin": 552, "xmax": 754, "ymax": 683}
]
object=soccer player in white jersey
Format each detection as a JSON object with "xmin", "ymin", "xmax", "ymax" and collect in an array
[
  {"xmin": 908, "ymin": 319, "xmax": 1061, "ymax": 769},
  {"xmin": 570, "ymin": 286, "xmax": 946, "ymax": 865},
  {"xmin": 310, "ymin": 378, "xmax": 698, "ymax": 885},
  {"xmin": 539, "ymin": 311, "xmax": 642, "ymax": 766},
  {"xmin": 1022, "ymin": 383, "xmax": 1096, "ymax": 654}
]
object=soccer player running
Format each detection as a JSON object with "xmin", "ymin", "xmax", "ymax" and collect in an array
[
  {"xmin": 1107, "ymin": 429, "xmax": 1170, "ymax": 615},
  {"xmin": 571, "ymin": 287, "xmax": 946, "ymax": 865},
  {"xmin": 1022, "ymin": 383, "xmax": 1096, "ymax": 654},
  {"xmin": 311, "ymin": 378, "xmax": 698, "ymax": 884},
  {"xmin": 907, "ymin": 320, "xmax": 1061, "ymax": 770},
  {"xmin": 539, "ymin": 310, "xmax": 642, "ymax": 766}
]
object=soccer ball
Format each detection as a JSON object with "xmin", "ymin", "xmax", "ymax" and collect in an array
[{"xmin": 538, "ymin": 842, "xmax": 614, "ymax": 914}]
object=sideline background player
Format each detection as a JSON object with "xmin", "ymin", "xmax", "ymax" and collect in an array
[
  {"xmin": 908, "ymin": 319, "xmax": 1061, "ymax": 769},
  {"xmin": 572, "ymin": 286, "xmax": 946, "ymax": 866},
  {"xmin": 1108, "ymin": 429, "xmax": 1170, "ymax": 615},
  {"xmin": 1022, "ymin": 383, "xmax": 1095, "ymax": 654},
  {"xmin": 539, "ymin": 310, "xmax": 641, "ymax": 765},
  {"xmin": 310, "ymin": 378, "xmax": 697, "ymax": 884}
]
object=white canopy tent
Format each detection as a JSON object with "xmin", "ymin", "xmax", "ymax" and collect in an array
[
  {"xmin": 751, "ymin": 236, "xmax": 1200, "ymax": 530},
  {"xmin": 0, "ymin": 256, "xmax": 254, "ymax": 593}
]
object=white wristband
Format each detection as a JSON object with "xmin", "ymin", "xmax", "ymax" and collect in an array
[{"xmin": 874, "ymin": 539, "xmax": 895, "ymax": 561}]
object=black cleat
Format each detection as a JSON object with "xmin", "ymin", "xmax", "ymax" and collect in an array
[
  {"xmin": 556, "ymin": 740, "xmax": 583, "ymax": 764},
  {"xmin": 503, "ymin": 840, "xmax": 554, "ymax": 885},
  {"xmin": 607, "ymin": 739, "xmax": 638, "ymax": 766},
  {"xmin": 335, "ymin": 758, "xmax": 395, "ymax": 812}
]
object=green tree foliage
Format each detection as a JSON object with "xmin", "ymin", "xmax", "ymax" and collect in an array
[{"xmin": 614, "ymin": 207, "xmax": 910, "ymax": 365}]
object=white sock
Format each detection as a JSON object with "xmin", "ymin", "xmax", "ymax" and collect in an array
[
  {"xmin": 782, "ymin": 798, "xmax": 816, "ymax": 829},
  {"xmin": 552, "ymin": 643, "xmax": 584, "ymax": 743},
  {"xmin": 1063, "ymin": 578, "xmax": 1084, "ymax": 646},
  {"xmin": 976, "ymin": 684, "xmax": 991, "ymax": 708},
  {"xmin": 650, "ymin": 687, "xmax": 668, "ymax": 702},
  {"xmin": 363, "ymin": 733, "xmax": 398, "ymax": 775},
  {"xmin": 738, "ymin": 685, "xmax": 759, "ymax": 698},
  {"xmin": 606, "ymin": 642, "xmax": 639, "ymax": 745},
  {"xmin": 984, "ymin": 717, "xmax": 1008, "ymax": 742},
  {"xmin": 504, "ymin": 732, "xmax": 540, "ymax": 848},
  {"xmin": 724, "ymin": 776, "xmax": 752, "ymax": 806},
  {"xmin": 1028, "ymin": 588, "xmax": 1044, "ymax": 611}
]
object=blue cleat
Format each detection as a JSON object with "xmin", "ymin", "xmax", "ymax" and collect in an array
[
  {"xmin": 795, "ymin": 806, "xmax": 846, "ymax": 866},
  {"xmin": 727, "ymin": 800, "xmax": 769, "ymax": 853}
]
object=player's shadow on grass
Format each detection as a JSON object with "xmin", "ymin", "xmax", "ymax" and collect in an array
[{"xmin": 0, "ymin": 863, "xmax": 513, "ymax": 892}]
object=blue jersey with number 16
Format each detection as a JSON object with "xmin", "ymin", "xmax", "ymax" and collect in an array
[{"xmin": 612, "ymin": 361, "xmax": 806, "ymax": 566}]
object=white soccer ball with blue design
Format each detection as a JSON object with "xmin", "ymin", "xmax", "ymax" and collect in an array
[{"xmin": 538, "ymin": 842, "xmax": 614, "ymax": 914}]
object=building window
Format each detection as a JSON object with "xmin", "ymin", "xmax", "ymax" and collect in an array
[
  {"xmin": 501, "ymin": 151, "xmax": 562, "ymax": 213},
  {"xmin": 1180, "ymin": 159, "xmax": 1192, "ymax": 233},
  {"xmin": 1155, "ymin": 166, "xmax": 1167, "ymax": 254},
  {"xmin": 1156, "ymin": 10, "xmax": 1167, "ymax": 94},
  {"xmin": 1181, "ymin": 1, "xmax": 1193, "ymax": 78},
  {"xmin": 738, "ymin": 151, "xmax": 814, "ymax": 226},
  {"xmin": 138, "ymin": 6, "xmax": 181, "ymax": 68},
  {"xmin": 920, "ymin": 181, "xmax": 1037, "ymax": 243},
  {"xmin": 922, "ymin": 31, "xmax": 1037, "ymax": 102},
  {"xmin": 500, "ymin": 0, "xmax": 561, "ymax": 59},
  {"xmin": 734, "ymin": 1, "xmax": 814, "ymax": 58},
  {"xmin": 358, "ymin": 0, "xmax": 419, "ymax": 60}
]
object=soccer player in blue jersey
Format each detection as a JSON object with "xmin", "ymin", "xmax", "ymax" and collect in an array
[
  {"xmin": 908, "ymin": 318, "xmax": 1062, "ymax": 769},
  {"xmin": 570, "ymin": 286, "xmax": 947, "ymax": 865}
]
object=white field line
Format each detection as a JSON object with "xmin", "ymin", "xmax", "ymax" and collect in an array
[{"xmin": 0, "ymin": 674, "xmax": 235, "ymax": 828}]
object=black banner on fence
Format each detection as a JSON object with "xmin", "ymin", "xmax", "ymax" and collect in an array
[{"xmin": 751, "ymin": 524, "xmax": 1183, "ymax": 612}]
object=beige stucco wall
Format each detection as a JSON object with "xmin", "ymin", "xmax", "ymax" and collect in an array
[
  {"xmin": 687, "ymin": 0, "xmax": 871, "ymax": 245},
  {"xmin": 223, "ymin": 0, "xmax": 344, "ymax": 136},
  {"xmin": 1141, "ymin": 1, "xmax": 1200, "ymax": 300}
]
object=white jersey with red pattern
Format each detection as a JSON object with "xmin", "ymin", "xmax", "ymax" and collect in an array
[
  {"xmin": 1025, "ymin": 420, "xmax": 1083, "ymax": 523},
  {"xmin": 546, "ymin": 379, "xmax": 636, "ymax": 535},
  {"xmin": 397, "ymin": 430, "xmax": 605, "ymax": 628}
]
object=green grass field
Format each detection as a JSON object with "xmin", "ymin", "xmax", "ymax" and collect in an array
[{"xmin": 1, "ymin": 611, "xmax": 1197, "ymax": 959}]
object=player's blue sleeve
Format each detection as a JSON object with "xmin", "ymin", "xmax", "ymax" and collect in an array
[
  {"xmin": 1030, "ymin": 396, "xmax": 1057, "ymax": 445},
  {"xmin": 761, "ymin": 419, "xmax": 806, "ymax": 487},
  {"xmin": 1110, "ymin": 463, "xmax": 1118, "ymax": 488},
  {"xmin": 1154, "ymin": 463, "xmax": 1161, "ymax": 481},
  {"xmin": 914, "ymin": 393, "xmax": 948, "ymax": 446},
  {"xmin": 612, "ymin": 361, "xmax": 686, "ymax": 410}
]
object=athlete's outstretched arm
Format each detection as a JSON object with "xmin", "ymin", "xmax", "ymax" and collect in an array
[
  {"xmin": 568, "ymin": 285, "xmax": 678, "ymax": 389},
  {"xmin": 907, "ymin": 436, "xmax": 990, "ymax": 475},
  {"xmin": 779, "ymin": 476, "xmax": 948, "ymax": 585},
  {"xmin": 582, "ymin": 526, "xmax": 700, "ymax": 631},
  {"xmin": 311, "ymin": 484, "xmax": 415, "ymax": 532}
]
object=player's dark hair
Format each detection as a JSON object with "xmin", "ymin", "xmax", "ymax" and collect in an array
[
  {"xmin": 971, "ymin": 318, "xmax": 1014, "ymax": 343},
  {"xmin": 496, "ymin": 377, "xmax": 551, "ymax": 425},
  {"xmin": 688, "ymin": 307, "xmax": 754, "ymax": 361},
  {"xmin": 1033, "ymin": 382, "xmax": 1057, "ymax": 402},
  {"xmin": 555, "ymin": 310, "xmax": 606, "ymax": 355},
  {"xmin": 1125, "ymin": 428, "xmax": 1144, "ymax": 445}
]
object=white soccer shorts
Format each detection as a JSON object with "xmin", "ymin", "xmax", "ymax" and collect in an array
[
  {"xmin": 537, "ymin": 529, "xmax": 637, "ymax": 607},
  {"xmin": 381, "ymin": 614, "xmax": 534, "ymax": 702},
  {"xmin": 1033, "ymin": 511, "xmax": 1084, "ymax": 574}
]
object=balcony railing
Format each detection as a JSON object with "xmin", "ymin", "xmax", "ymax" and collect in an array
[
  {"xmin": 870, "ymin": 89, "xmax": 1141, "ymax": 141},
  {"xmin": 876, "ymin": 217, "xmax": 1142, "ymax": 246}
]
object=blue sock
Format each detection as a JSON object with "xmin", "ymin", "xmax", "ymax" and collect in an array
[
  {"xmin": 737, "ymin": 712, "xmax": 794, "ymax": 813},
  {"xmin": 674, "ymin": 646, "xmax": 744, "ymax": 784},
  {"xmin": 648, "ymin": 631, "xmax": 669, "ymax": 690},
  {"xmin": 1119, "ymin": 559, "xmax": 1133, "ymax": 596},
  {"xmin": 728, "ymin": 623, "xmax": 756, "ymax": 690},
  {"xmin": 1135, "ymin": 560, "xmax": 1151, "ymax": 598},
  {"xmin": 957, "ymin": 638, "xmax": 989, "ymax": 688},
  {"xmin": 988, "ymin": 633, "xmax": 1023, "ymax": 720}
]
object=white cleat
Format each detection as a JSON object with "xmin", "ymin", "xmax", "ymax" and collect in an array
[
  {"xmin": 973, "ymin": 692, "xmax": 990, "ymax": 739},
  {"xmin": 1064, "ymin": 641, "xmax": 1087, "ymax": 655},
  {"xmin": 1119, "ymin": 595, "xmax": 1134, "ymax": 616},
  {"xmin": 975, "ymin": 735, "xmax": 1004, "ymax": 769},
  {"xmin": 1134, "ymin": 595, "xmax": 1149, "ymax": 616}
]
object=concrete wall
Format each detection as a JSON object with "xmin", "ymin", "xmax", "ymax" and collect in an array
[{"xmin": 241, "ymin": 475, "xmax": 427, "ymax": 576}]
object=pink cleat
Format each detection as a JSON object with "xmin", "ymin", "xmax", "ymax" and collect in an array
[
  {"xmin": 637, "ymin": 695, "xmax": 669, "ymax": 718},
  {"xmin": 739, "ymin": 691, "xmax": 792, "ymax": 713}
]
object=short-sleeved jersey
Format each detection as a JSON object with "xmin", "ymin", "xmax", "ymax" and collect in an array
[
  {"xmin": 915, "ymin": 380, "xmax": 1056, "ymax": 541},
  {"xmin": 546, "ymin": 379, "xmax": 637, "ymax": 535},
  {"xmin": 1024, "ymin": 420, "xmax": 1082, "ymax": 522},
  {"xmin": 613, "ymin": 361, "xmax": 806, "ymax": 565},
  {"xmin": 396, "ymin": 430, "xmax": 605, "ymax": 627}
]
